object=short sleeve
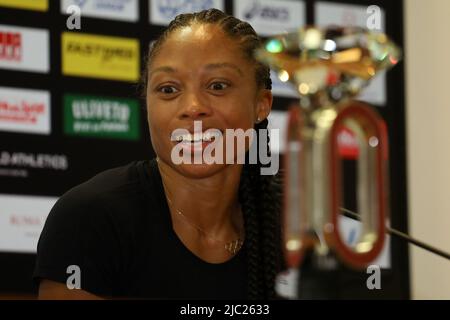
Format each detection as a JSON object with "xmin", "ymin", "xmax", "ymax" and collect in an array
[{"xmin": 33, "ymin": 187, "xmax": 123, "ymax": 297}]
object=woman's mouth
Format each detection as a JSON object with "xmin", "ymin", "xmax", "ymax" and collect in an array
[{"xmin": 172, "ymin": 130, "xmax": 223, "ymax": 154}]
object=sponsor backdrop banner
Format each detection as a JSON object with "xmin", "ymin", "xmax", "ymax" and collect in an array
[
  {"xmin": 0, "ymin": 86, "xmax": 51, "ymax": 135},
  {"xmin": 150, "ymin": 0, "xmax": 225, "ymax": 25},
  {"xmin": 0, "ymin": 149, "xmax": 70, "ymax": 191},
  {"xmin": 63, "ymin": 94, "xmax": 140, "ymax": 140},
  {"xmin": 315, "ymin": 1, "xmax": 387, "ymax": 105},
  {"xmin": 0, "ymin": 194, "xmax": 57, "ymax": 253},
  {"xmin": 0, "ymin": 0, "xmax": 408, "ymax": 298},
  {"xmin": 61, "ymin": 0, "xmax": 139, "ymax": 22},
  {"xmin": 61, "ymin": 32, "xmax": 140, "ymax": 82},
  {"xmin": 0, "ymin": 0, "xmax": 48, "ymax": 11},
  {"xmin": 0, "ymin": 24, "xmax": 49, "ymax": 73},
  {"xmin": 233, "ymin": 0, "xmax": 306, "ymax": 36}
]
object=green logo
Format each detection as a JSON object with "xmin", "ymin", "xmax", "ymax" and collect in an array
[{"xmin": 64, "ymin": 94, "xmax": 140, "ymax": 140}]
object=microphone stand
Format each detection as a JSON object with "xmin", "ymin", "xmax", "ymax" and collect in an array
[
  {"xmin": 340, "ymin": 207, "xmax": 450, "ymax": 261},
  {"xmin": 296, "ymin": 207, "xmax": 450, "ymax": 300}
]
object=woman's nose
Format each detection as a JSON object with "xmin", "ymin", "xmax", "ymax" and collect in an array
[{"xmin": 179, "ymin": 91, "xmax": 212, "ymax": 120}]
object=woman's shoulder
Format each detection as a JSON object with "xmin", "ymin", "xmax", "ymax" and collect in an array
[
  {"xmin": 71, "ymin": 160, "xmax": 145, "ymax": 197},
  {"xmin": 50, "ymin": 159, "xmax": 159, "ymax": 221},
  {"xmin": 38, "ymin": 159, "xmax": 164, "ymax": 255}
]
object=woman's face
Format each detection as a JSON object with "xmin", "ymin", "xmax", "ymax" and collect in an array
[{"xmin": 147, "ymin": 23, "xmax": 272, "ymax": 178}]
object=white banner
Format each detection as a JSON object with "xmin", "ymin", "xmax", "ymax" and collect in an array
[
  {"xmin": 270, "ymin": 70, "xmax": 299, "ymax": 99},
  {"xmin": 0, "ymin": 194, "xmax": 57, "ymax": 253},
  {"xmin": 0, "ymin": 24, "xmax": 49, "ymax": 74},
  {"xmin": 315, "ymin": 1, "xmax": 385, "ymax": 31},
  {"xmin": 150, "ymin": 0, "xmax": 224, "ymax": 26},
  {"xmin": 0, "ymin": 86, "xmax": 51, "ymax": 135},
  {"xmin": 61, "ymin": 0, "xmax": 139, "ymax": 22},
  {"xmin": 268, "ymin": 110, "xmax": 288, "ymax": 155},
  {"xmin": 234, "ymin": 0, "xmax": 305, "ymax": 36},
  {"xmin": 339, "ymin": 215, "xmax": 391, "ymax": 269}
]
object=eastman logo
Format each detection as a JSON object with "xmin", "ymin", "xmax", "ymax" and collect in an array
[{"xmin": 62, "ymin": 32, "xmax": 140, "ymax": 82}]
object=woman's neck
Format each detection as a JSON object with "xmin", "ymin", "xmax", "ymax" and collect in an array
[{"xmin": 156, "ymin": 157, "xmax": 244, "ymax": 237}]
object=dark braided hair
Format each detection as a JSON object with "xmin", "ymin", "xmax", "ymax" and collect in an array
[
  {"xmin": 239, "ymin": 118, "xmax": 284, "ymax": 299},
  {"xmin": 143, "ymin": 8, "xmax": 283, "ymax": 300}
]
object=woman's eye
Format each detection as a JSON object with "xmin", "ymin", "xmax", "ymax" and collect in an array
[
  {"xmin": 158, "ymin": 86, "xmax": 179, "ymax": 94},
  {"xmin": 208, "ymin": 82, "xmax": 229, "ymax": 91}
]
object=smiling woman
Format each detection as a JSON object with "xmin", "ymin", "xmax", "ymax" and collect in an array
[{"xmin": 33, "ymin": 8, "xmax": 284, "ymax": 300}]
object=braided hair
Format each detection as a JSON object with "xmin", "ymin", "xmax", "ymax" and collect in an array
[{"xmin": 143, "ymin": 8, "xmax": 284, "ymax": 300}]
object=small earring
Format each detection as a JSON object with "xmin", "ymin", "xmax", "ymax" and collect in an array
[{"xmin": 256, "ymin": 117, "xmax": 261, "ymax": 124}]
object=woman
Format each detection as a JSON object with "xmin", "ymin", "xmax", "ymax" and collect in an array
[{"xmin": 34, "ymin": 8, "xmax": 283, "ymax": 300}]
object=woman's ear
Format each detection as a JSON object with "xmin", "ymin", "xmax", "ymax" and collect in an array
[{"xmin": 255, "ymin": 89, "xmax": 273, "ymax": 124}]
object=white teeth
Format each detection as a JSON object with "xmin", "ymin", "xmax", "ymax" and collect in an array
[
  {"xmin": 184, "ymin": 133, "xmax": 200, "ymax": 142},
  {"xmin": 203, "ymin": 132, "xmax": 211, "ymax": 141},
  {"xmin": 193, "ymin": 133, "xmax": 202, "ymax": 141},
  {"xmin": 174, "ymin": 131, "xmax": 219, "ymax": 143}
]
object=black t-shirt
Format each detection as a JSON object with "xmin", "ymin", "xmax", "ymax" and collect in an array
[{"xmin": 33, "ymin": 158, "xmax": 248, "ymax": 299}]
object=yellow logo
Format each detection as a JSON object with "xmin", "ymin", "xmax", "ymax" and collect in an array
[
  {"xmin": 62, "ymin": 32, "xmax": 140, "ymax": 83},
  {"xmin": 0, "ymin": 0, "xmax": 48, "ymax": 11}
]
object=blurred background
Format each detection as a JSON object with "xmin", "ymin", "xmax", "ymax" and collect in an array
[{"xmin": 0, "ymin": 0, "xmax": 448, "ymax": 299}]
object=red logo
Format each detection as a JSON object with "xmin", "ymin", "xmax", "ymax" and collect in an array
[
  {"xmin": 338, "ymin": 127, "xmax": 359, "ymax": 159},
  {"xmin": 0, "ymin": 99, "xmax": 45, "ymax": 123},
  {"xmin": 10, "ymin": 214, "xmax": 42, "ymax": 226},
  {"xmin": 0, "ymin": 31, "xmax": 22, "ymax": 61}
]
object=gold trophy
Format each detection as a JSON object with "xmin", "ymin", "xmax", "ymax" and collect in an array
[{"xmin": 255, "ymin": 26, "xmax": 401, "ymax": 271}]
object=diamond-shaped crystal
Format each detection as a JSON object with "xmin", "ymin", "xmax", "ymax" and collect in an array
[{"xmin": 255, "ymin": 26, "xmax": 402, "ymax": 106}]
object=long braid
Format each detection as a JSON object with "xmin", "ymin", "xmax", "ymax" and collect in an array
[
  {"xmin": 239, "ymin": 161, "xmax": 264, "ymax": 299},
  {"xmin": 143, "ymin": 8, "xmax": 283, "ymax": 299},
  {"xmin": 240, "ymin": 118, "xmax": 283, "ymax": 299},
  {"xmin": 255, "ymin": 119, "xmax": 283, "ymax": 298}
]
